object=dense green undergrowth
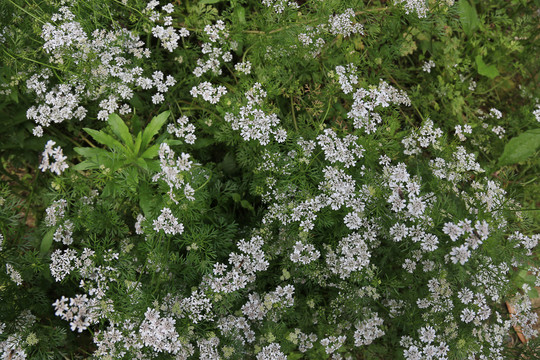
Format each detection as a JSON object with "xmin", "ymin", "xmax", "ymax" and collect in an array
[{"xmin": 0, "ymin": 0, "xmax": 539, "ymax": 359}]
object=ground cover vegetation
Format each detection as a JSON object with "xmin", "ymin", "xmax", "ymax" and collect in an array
[{"xmin": 0, "ymin": 0, "xmax": 539, "ymax": 358}]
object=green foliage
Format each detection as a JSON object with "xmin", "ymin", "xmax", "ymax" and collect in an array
[
  {"xmin": 74, "ymin": 111, "xmax": 172, "ymax": 172},
  {"xmin": 498, "ymin": 128, "xmax": 540, "ymax": 166},
  {"xmin": 0, "ymin": 0, "xmax": 539, "ymax": 359}
]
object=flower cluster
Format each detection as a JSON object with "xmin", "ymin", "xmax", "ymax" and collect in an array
[
  {"xmin": 53, "ymin": 220, "xmax": 74, "ymax": 245},
  {"xmin": 235, "ymin": 61, "xmax": 252, "ymax": 75},
  {"xmin": 225, "ymin": 83, "xmax": 286, "ymax": 145},
  {"xmin": 45, "ymin": 199, "xmax": 68, "ymax": 226},
  {"xmin": 422, "ymin": 60, "xmax": 435, "ymax": 73},
  {"xmin": 290, "ymin": 240, "xmax": 321, "ymax": 264},
  {"xmin": 297, "ymin": 9, "xmax": 363, "ymax": 58},
  {"xmin": 53, "ymin": 294, "xmax": 99, "ymax": 333},
  {"xmin": 317, "ymin": 128, "xmax": 364, "ymax": 168},
  {"xmin": 205, "ymin": 234, "xmax": 269, "ymax": 293},
  {"xmin": 153, "ymin": 207, "xmax": 184, "ymax": 235},
  {"xmin": 402, "ymin": 119, "xmax": 443, "ymax": 155},
  {"xmin": 145, "ymin": 1, "xmax": 190, "ymax": 52},
  {"xmin": 140, "ymin": 308, "xmax": 183, "ymax": 353},
  {"xmin": 39, "ymin": 140, "xmax": 69, "ymax": 175},
  {"xmin": 241, "ymin": 284, "xmax": 295, "ymax": 321},
  {"xmin": 262, "ymin": 0, "xmax": 299, "ymax": 14},
  {"xmin": 320, "ymin": 335, "xmax": 347, "ymax": 355},
  {"xmin": 354, "ymin": 312, "xmax": 385, "ymax": 346},
  {"xmin": 454, "ymin": 124, "xmax": 472, "ymax": 141},
  {"xmin": 328, "ymin": 8, "xmax": 364, "ymax": 37},
  {"xmin": 288, "ymin": 329, "xmax": 318, "ymax": 353},
  {"xmin": 256, "ymin": 343, "xmax": 287, "ymax": 360},
  {"xmin": 393, "ymin": 0, "xmax": 430, "ymax": 18},
  {"xmin": 326, "ymin": 232, "xmax": 371, "ymax": 279},
  {"xmin": 167, "ymin": 116, "xmax": 196, "ymax": 144},
  {"xmin": 152, "ymin": 143, "xmax": 195, "ymax": 202},
  {"xmin": 190, "ymin": 82, "xmax": 227, "ymax": 104},
  {"xmin": 6, "ymin": 263, "xmax": 23, "ymax": 286},
  {"xmin": 193, "ymin": 20, "xmax": 232, "ymax": 77},
  {"xmin": 346, "ymin": 79, "xmax": 411, "ymax": 133},
  {"xmin": 335, "ymin": 63, "xmax": 359, "ymax": 94}
]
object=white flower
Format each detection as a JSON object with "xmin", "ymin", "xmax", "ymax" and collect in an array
[
  {"xmin": 394, "ymin": 0, "xmax": 430, "ymax": 18},
  {"xmin": 316, "ymin": 128, "xmax": 364, "ymax": 168},
  {"xmin": 262, "ymin": 0, "xmax": 299, "ymax": 14},
  {"xmin": 153, "ymin": 207, "xmax": 184, "ymax": 235},
  {"xmin": 354, "ymin": 312, "xmax": 385, "ymax": 346},
  {"xmin": 257, "ymin": 343, "xmax": 287, "ymax": 360},
  {"xmin": 347, "ymin": 80, "xmax": 410, "ymax": 133},
  {"xmin": 6, "ymin": 263, "xmax": 23, "ymax": 285},
  {"xmin": 450, "ymin": 244, "xmax": 471, "ymax": 265},
  {"xmin": 234, "ymin": 61, "xmax": 252, "ymax": 75},
  {"xmin": 422, "ymin": 60, "xmax": 435, "ymax": 73},
  {"xmin": 190, "ymin": 82, "xmax": 227, "ymax": 104},
  {"xmin": 39, "ymin": 140, "xmax": 69, "ymax": 175},
  {"xmin": 53, "ymin": 220, "xmax": 74, "ymax": 245},
  {"xmin": 328, "ymin": 9, "xmax": 364, "ymax": 37},
  {"xmin": 167, "ymin": 116, "xmax": 196, "ymax": 144}
]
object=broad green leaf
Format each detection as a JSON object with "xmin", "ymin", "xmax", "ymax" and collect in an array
[
  {"xmin": 139, "ymin": 183, "xmax": 154, "ymax": 216},
  {"xmin": 73, "ymin": 160, "xmax": 99, "ymax": 171},
  {"xmin": 458, "ymin": 1, "xmax": 479, "ymax": 36},
  {"xmin": 528, "ymin": 288, "xmax": 539, "ymax": 299},
  {"xmin": 146, "ymin": 159, "xmax": 161, "ymax": 172},
  {"xmin": 73, "ymin": 147, "xmax": 111, "ymax": 159},
  {"xmin": 141, "ymin": 111, "xmax": 170, "ymax": 149},
  {"xmin": 165, "ymin": 139, "xmax": 183, "ymax": 146},
  {"xmin": 136, "ymin": 157, "xmax": 148, "ymax": 170},
  {"xmin": 498, "ymin": 129, "xmax": 540, "ymax": 166},
  {"xmin": 40, "ymin": 228, "xmax": 55, "ymax": 254},
  {"xmin": 235, "ymin": 6, "xmax": 246, "ymax": 24},
  {"xmin": 133, "ymin": 132, "xmax": 142, "ymax": 155},
  {"xmin": 140, "ymin": 144, "xmax": 160, "ymax": 159},
  {"xmin": 475, "ymin": 55, "xmax": 499, "ymax": 79},
  {"xmin": 200, "ymin": 0, "xmax": 223, "ymax": 4},
  {"xmin": 84, "ymin": 128, "xmax": 126, "ymax": 151},
  {"xmin": 108, "ymin": 113, "xmax": 133, "ymax": 148}
]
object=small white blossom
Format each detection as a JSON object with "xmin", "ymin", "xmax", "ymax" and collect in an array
[
  {"xmin": 6, "ymin": 263, "xmax": 23, "ymax": 285},
  {"xmin": 39, "ymin": 140, "xmax": 69, "ymax": 175},
  {"xmin": 153, "ymin": 207, "xmax": 184, "ymax": 235},
  {"xmin": 422, "ymin": 60, "xmax": 435, "ymax": 73}
]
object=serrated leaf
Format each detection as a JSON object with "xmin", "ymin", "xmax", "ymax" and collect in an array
[
  {"xmin": 528, "ymin": 288, "xmax": 539, "ymax": 299},
  {"xmin": 498, "ymin": 129, "xmax": 540, "ymax": 166},
  {"xmin": 84, "ymin": 128, "xmax": 126, "ymax": 151},
  {"xmin": 141, "ymin": 111, "xmax": 170, "ymax": 149},
  {"xmin": 108, "ymin": 113, "xmax": 133, "ymax": 148},
  {"xmin": 140, "ymin": 144, "xmax": 160, "ymax": 159},
  {"xmin": 475, "ymin": 55, "xmax": 499, "ymax": 79}
]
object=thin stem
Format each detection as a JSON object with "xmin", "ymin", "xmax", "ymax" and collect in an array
[
  {"xmin": 291, "ymin": 96, "xmax": 298, "ymax": 131},
  {"xmin": 7, "ymin": 0, "xmax": 46, "ymax": 25}
]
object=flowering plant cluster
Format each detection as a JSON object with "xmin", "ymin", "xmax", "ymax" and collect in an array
[{"xmin": 0, "ymin": 0, "xmax": 539, "ymax": 359}]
